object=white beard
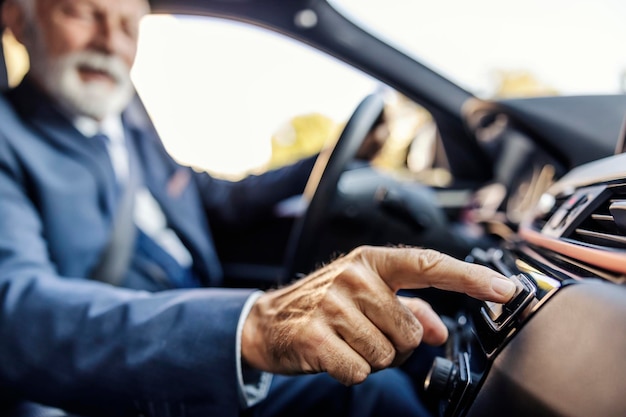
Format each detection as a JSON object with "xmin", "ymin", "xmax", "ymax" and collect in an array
[{"xmin": 30, "ymin": 50, "xmax": 135, "ymax": 120}]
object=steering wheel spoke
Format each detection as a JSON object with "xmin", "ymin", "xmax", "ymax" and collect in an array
[{"xmin": 281, "ymin": 92, "xmax": 386, "ymax": 283}]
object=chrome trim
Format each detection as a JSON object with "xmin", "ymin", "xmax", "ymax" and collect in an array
[
  {"xmin": 590, "ymin": 214, "xmax": 614, "ymax": 221},
  {"xmin": 480, "ymin": 274, "xmax": 536, "ymax": 332},
  {"xmin": 575, "ymin": 228, "xmax": 626, "ymax": 245}
]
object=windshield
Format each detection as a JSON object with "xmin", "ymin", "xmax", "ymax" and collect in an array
[{"xmin": 330, "ymin": 0, "xmax": 626, "ymax": 98}]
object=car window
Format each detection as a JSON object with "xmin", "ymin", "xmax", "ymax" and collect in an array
[
  {"xmin": 132, "ymin": 15, "xmax": 382, "ymax": 178},
  {"xmin": 3, "ymin": 14, "xmax": 446, "ymax": 182},
  {"xmin": 330, "ymin": 0, "xmax": 626, "ymax": 99}
]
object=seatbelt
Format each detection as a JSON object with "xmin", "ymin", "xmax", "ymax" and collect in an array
[{"xmin": 89, "ymin": 131, "xmax": 141, "ymax": 286}]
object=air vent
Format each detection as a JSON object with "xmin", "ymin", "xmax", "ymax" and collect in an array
[
  {"xmin": 566, "ymin": 189, "xmax": 626, "ymax": 250},
  {"xmin": 521, "ymin": 184, "xmax": 626, "ymax": 278},
  {"xmin": 533, "ymin": 193, "xmax": 570, "ymax": 230},
  {"xmin": 540, "ymin": 185, "xmax": 606, "ymax": 239}
]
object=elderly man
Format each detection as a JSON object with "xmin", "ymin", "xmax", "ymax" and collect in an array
[{"xmin": 0, "ymin": 0, "xmax": 516, "ymax": 416}]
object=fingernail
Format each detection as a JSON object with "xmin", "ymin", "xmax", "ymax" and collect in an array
[{"xmin": 491, "ymin": 277, "xmax": 516, "ymax": 299}]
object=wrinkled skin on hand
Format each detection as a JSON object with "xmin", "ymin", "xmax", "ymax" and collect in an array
[{"xmin": 242, "ymin": 246, "xmax": 516, "ymax": 386}]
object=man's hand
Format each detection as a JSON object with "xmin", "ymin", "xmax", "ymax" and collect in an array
[{"xmin": 242, "ymin": 246, "xmax": 516, "ymax": 385}]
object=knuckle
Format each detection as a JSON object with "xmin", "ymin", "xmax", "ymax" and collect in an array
[
  {"xmin": 327, "ymin": 358, "xmax": 370, "ymax": 386},
  {"xmin": 350, "ymin": 370, "xmax": 369, "ymax": 385},
  {"xmin": 338, "ymin": 263, "xmax": 363, "ymax": 284},
  {"xmin": 415, "ymin": 249, "xmax": 445, "ymax": 273},
  {"xmin": 351, "ymin": 245, "xmax": 376, "ymax": 262},
  {"xmin": 356, "ymin": 335, "xmax": 394, "ymax": 370},
  {"xmin": 336, "ymin": 332, "xmax": 390, "ymax": 368},
  {"xmin": 345, "ymin": 365, "xmax": 370, "ymax": 386},
  {"xmin": 461, "ymin": 262, "xmax": 477, "ymax": 281},
  {"xmin": 372, "ymin": 348, "xmax": 395, "ymax": 370},
  {"xmin": 402, "ymin": 321, "xmax": 424, "ymax": 350},
  {"xmin": 460, "ymin": 263, "xmax": 485, "ymax": 291},
  {"xmin": 335, "ymin": 264, "xmax": 380, "ymax": 298},
  {"xmin": 409, "ymin": 298, "xmax": 432, "ymax": 318},
  {"xmin": 322, "ymin": 290, "xmax": 345, "ymax": 315}
]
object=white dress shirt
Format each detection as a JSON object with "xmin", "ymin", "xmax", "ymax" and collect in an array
[{"xmin": 75, "ymin": 115, "xmax": 192, "ymax": 267}]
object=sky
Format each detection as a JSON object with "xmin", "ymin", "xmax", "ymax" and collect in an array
[{"xmin": 332, "ymin": 0, "xmax": 626, "ymax": 96}]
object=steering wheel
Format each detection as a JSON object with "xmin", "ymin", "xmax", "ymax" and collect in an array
[{"xmin": 281, "ymin": 92, "xmax": 386, "ymax": 283}]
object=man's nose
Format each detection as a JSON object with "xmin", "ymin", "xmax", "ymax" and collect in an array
[{"xmin": 90, "ymin": 16, "xmax": 129, "ymax": 57}]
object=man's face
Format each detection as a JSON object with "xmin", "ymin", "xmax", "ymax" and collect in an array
[{"xmin": 19, "ymin": 0, "xmax": 149, "ymax": 119}]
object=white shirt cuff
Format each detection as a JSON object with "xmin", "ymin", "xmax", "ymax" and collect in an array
[{"xmin": 236, "ymin": 290, "xmax": 273, "ymax": 408}]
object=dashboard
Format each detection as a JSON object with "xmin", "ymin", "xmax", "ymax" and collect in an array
[{"xmin": 424, "ymin": 152, "xmax": 626, "ymax": 416}]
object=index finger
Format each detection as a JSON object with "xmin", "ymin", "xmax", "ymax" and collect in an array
[{"xmin": 354, "ymin": 246, "xmax": 516, "ymax": 303}]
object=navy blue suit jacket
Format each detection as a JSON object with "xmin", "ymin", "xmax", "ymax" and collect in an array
[{"xmin": 0, "ymin": 78, "xmax": 315, "ymax": 416}]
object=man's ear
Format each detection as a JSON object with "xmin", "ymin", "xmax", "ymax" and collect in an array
[{"xmin": 2, "ymin": 0, "xmax": 30, "ymax": 46}]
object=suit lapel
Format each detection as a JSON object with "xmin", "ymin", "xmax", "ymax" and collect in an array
[
  {"xmin": 124, "ymin": 101, "xmax": 223, "ymax": 284},
  {"xmin": 8, "ymin": 78, "xmax": 119, "ymax": 217},
  {"xmin": 125, "ymin": 121, "xmax": 202, "ymax": 249}
]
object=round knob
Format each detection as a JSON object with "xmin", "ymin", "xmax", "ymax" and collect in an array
[{"xmin": 424, "ymin": 357, "xmax": 458, "ymax": 398}]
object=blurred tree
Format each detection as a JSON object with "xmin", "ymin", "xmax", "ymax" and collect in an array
[
  {"xmin": 268, "ymin": 113, "xmax": 340, "ymax": 168},
  {"xmin": 492, "ymin": 69, "xmax": 559, "ymax": 98}
]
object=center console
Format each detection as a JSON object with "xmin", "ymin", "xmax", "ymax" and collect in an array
[
  {"xmin": 424, "ymin": 245, "xmax": 562, "ymax": 417},
  {"xmin": 423, "ymin": 152, "xmax": 626, "ymax": 417}
]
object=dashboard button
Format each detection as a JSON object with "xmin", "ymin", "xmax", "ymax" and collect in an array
[
  {"xmin": 424, "ymin": 356, "xmax": 457, "ymax": 398},
  {"xmin": 480, "ymin": 274, "xmax": 536, "ymax": 332}
]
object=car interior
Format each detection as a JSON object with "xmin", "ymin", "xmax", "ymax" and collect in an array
[
  {"xmin": 2, "ymin": 0, "xmax": 626, "ymax": 416},
  {"xmin": 0, "ymin": 22, "xmax": 7, "ymax": 90}
]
